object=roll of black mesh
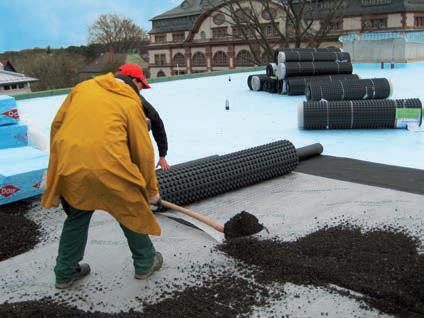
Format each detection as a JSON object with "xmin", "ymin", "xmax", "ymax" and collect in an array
[
  {"xmin": 274, "ymin": 48, "xmax": 341, "ymax": 63},
  {"xmin": 156, "ymin": 140, "xmax": 299, "ymax": 206},
  {"xmin": 277, "ymin": 51, "xmax": 350, "ymax": 64},
  {"xmin": 251, "ymin": 74, "xmax": 268, "ymax": 91},
  {"xmin": 276, "ymin": 62, "xmax": 353, "ymax": 80},
  {"xmin": 247, "ymin": 75, "xmax": 254, "ymax": 90},
  {"xmin": 263, "ymin": 77, "xmax": 278, "ymax": 93},
  {"xmin": 266, "ymin": 63, "xmax": 277, "ymax": 77},
  {"xmin": 305, "ymin": 78, "xmax": 392, "ymax": 101},
  {"xmin": 286, "ymin": 74, "xmax": 360, "ymax": 96},
  {"xmin": 298, "ymin": 99, "xmax": 423, "ymax": 130}
]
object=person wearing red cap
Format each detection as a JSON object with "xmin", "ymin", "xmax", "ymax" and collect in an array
[
  {"xmin": 43, "ymin": 65, "xmax": 163, "ymax": 289},
  {"xmin": 116, "ymin": 64, "xmax": 171, "ymax": 171}
]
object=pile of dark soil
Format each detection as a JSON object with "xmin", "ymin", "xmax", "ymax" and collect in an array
[
  {"xmin": 219, "ymin": 225, "xmax": 424, "ymax": 317},
  {"xmin": 224, "ymin": 211, "xmax": 264, "ymax": 239},
  {"xmin": 0, "ymin": 199, "xmax": 40, "ymax": 261},
  {"xmin": 0, "ymin": 272, "xmax": 271, "ymax": 318}
]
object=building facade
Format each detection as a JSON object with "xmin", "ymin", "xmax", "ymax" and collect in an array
[
  {"xmin": 148, "ymin": 0, "xmax": 424, "ymax": 78},
  {"xmin": 0, "ymin": 65, "xmax": 38, "ymax": 96}
]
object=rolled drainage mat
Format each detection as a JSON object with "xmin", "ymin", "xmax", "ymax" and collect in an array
[
  {"xmin": 156, "ymin": 140, "xmax": 299, "ymax": 206},
  {"xmin": 277, "ymin": 51, "xmax": 350, "ymax": 64},
  {"xmin": 276, "ymin": 62, "xmax": 353, "ymax": 80},
  {"xmin": 274, "ymin": 47, "xmax": 341, "ymax": 63},
  {"xmin": 263, "ymin": 77, "xmax": 279, "ymax": 93},
  {"xmin": 286, "ymin": 74, "xmax": 360, "ymax": 96},
  {"xmin": 305, "ymin": 78, "xmax": 392, "ymax": 101},
  {"xmin": 298, "ymin": 99, "xmax": 423, "ymax": 130},
  {"xmin": 251, "ymin": 74, "xmax": 268, "ymax": 91},
  {"xmin": 277, "ymin": 79, "xmax": 286, "ymax": 94},
  {"xmin": 266, "ymin": 63, "xmax": 277, "ymax": 77}
]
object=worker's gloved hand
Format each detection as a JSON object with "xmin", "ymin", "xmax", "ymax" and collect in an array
[
  {"xmin": 149, "ymin": 194, "xmax": 164, "ymax": 213},
  {"xmin": 156, "ymin": 157, "xmax": 171, "ymax": 171},
  {"xmin": 149, "ymin": 193, "xmax": 161, "ymax": 205}
]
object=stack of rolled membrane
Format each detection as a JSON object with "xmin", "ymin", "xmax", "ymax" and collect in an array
[
  {"xmin": 305, "ymin": 78, "xmax": 392, "ymax": 101},
  {"xmin": 276, "ymin": 61, "xmax": 353, "ymax": 80},
  {"xmin": 286, "ymin": 74, "xmax": 360, "ymax": 96},
  {"xmin": 298, "ymin": 98, "xmax": 422, "ymax": 130},
  {"xmin": 156, "ymin": 140, "xmax": 299, "ymax": 206},
  {"xmin": 263, "ymin": 77, "xmax": 279, "ymax": 93}
]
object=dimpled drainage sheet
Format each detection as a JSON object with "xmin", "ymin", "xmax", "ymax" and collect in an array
[
  {"xmin": 277, "ymin": 51, "xmax": 351, "ymax": 64},
  {"xmin": 306, "ymin": 78, "xmax": 392, "ymax": 101},
  {"xmin": 286, "ymin": 74, "xmax": 360, "ymax": 96},
  {"xmin": 274, "ymin": 47, "xmax": 341, "ymax": 63},
  {"xmin": 155, "ymin": 140, "xmax": 298, "ymax": 208},
  {"xmin": 1, "ymin": 172, "xmax": 424, "ymax": 317},
  {"xmin": 298, "ymin": 98, "xmax": 422, "ymax": 130},
  {"xmin": 276, "ymin": 61, "xmax": 353, "ymax": 80}
]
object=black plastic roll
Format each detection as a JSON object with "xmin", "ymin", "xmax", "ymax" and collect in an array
[
  {"xmin": 276, "ymin": 61, "xmax": 352, "ymax": 80},
  {"xmin": 297, "ymin": 143, "xmax": 324, "ymax": 161},
  {"xmin": 156, "ymin": 140, "xmax": 299, "ymax": 207},
  {"xmin": 286, "ymin": 74, "xmax": 360, "ymax": 96},
  {"xmin": 263, "ymin": 77, "xmax": 278, "ymax": 93},
  {"xmin": 298, "ymin": 99, "xmax": 423, "ymax": 130},
  {"xmin": 266, "ymin": 63, "xmax": 277, "ymax": 77},
  {"xmin": 251, "ymin": 74, "xmax": 268, "ymax": 91},
  {"xmin": 247, "ymin": 75, "xmax": 254, "ymax": 90},
  {"xmin": 306, "ymin": 78, "xmax": 392, "ymax": 101},
  {"xmin": 274, "ymin": 47, "xmax": 341, "ymax": 63},
  {"xmin": 277, "ymin": 79, "xmax": 286, "ymax": 94},
  {"xmin": 277, "ymin": 51, "xmax": 350, "ymax": 64}
]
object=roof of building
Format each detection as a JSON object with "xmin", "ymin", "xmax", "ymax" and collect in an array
[
  {"xmin": 0, "ymin": 70, "xmax": 38, "ymax": 85},
  {"xmin": 0, "ymin": 61, "xmax": 17, "ymax": 73},
  {"xmin": 150, "ymin": 0, "xmax": 424, "ymax": 33},
  {"xmin": 80, "ymin": 53, "xmax": 149, "ymax": 74}
]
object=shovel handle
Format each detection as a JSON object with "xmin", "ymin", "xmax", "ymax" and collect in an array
[{"xmin": 160, "ymin": 200, "xmax": 225, "ymax": 233}]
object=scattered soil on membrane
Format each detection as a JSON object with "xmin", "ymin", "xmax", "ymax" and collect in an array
[
  {"xmin": 0, "ymin": 199, "xmax": 40, "ymax": 261},
  {"xmin": 0, "ymin": 272, "xmax": 271, "ymax": 318},
  {"xmin": 224, "ymin": 211, "xmax": 264, "ymax": 239},
  {"xmin": 219, "ymin": 225, "xmax": 424, "ymax": 317}
]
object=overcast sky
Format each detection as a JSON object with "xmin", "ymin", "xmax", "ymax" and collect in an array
[{"xmin": 0, "ymin": 0, "xmax": 182, "ymax": 53}]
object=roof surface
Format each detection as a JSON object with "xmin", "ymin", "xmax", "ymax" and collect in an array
[{"xmin": 0, "ymin": 70, "xmax": 38, "ymax": 85}]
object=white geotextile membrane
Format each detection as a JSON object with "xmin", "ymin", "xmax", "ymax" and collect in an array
[{"xmin": 1, "ymin": 172, "xmax": 423, "ymax": 317}]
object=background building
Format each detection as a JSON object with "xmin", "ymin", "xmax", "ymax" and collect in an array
[
  {"xmin": 0, "ymin": 61, "xmax": 38, "ymax": 95},
  {"xmin": 148, "ymin": 0, "xmax": 424, "ymax": 78}
]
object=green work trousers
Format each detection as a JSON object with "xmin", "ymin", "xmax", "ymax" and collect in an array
[{"xmin": 54, "ymin": 198, "xmax": 156, "ymax": 284}]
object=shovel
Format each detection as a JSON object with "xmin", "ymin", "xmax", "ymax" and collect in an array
[{"xmin": 159, "ymin": 199, "xmax": 264, "ymax": 240}]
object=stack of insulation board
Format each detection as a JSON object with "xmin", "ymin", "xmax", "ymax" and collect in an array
[
  {"xmin": 247, "ymin": 48, "xmax": 358, "ymax": 96},
  {"xmin": 0, "ymin": 95, "xmax": 48, "ymax": 205}
]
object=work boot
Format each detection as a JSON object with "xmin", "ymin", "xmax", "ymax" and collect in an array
[
  {"xmin": 55, "ymin": 263, "xmax": 91, "ymax": 289},
  {"xmin": 134, "ymin": 252, "xmax": 163, "ymax": 280}
]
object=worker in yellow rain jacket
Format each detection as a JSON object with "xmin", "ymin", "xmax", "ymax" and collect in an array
[{"xmin": 42, "ymin": 64, "xmax": 163, "ymax": 289}]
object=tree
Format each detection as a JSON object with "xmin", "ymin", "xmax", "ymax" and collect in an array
[
  {"xmin": 209, "ymin": 0, "xmax": 347, "ymax": 65},
  {"xmin": 88, "ymin": 14, "xmax": 149, "ymax": 53}
]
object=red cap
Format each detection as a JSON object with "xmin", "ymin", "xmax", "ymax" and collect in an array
[{"xmin": 116, "ymin": 63, "xmax": 151, "ymax": 89}]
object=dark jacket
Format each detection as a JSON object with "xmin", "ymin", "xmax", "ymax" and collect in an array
[{"xmin": 115, "ymin": 74, "xmax": 168, "ymax": 157}]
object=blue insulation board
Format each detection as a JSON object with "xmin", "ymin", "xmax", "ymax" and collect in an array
[
  {"xmin": 0, "ymin": 124, "xmax": 28, "ymax": 149},
  {"xmin": 0, "ymin": 95, "xmax": 19, "ymax": 126},
  {"xmin": 0, "ymin": 146, "xmax": 48, "ymax": 205}
]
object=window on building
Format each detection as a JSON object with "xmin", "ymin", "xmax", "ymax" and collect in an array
[
  {"xmin": 327, "ymin": 18, "xmax": 343, "ymax": 32},
  {"xmin": 262, "ymin": 23, "xmax": 279, "ymax": 37},
  {"xmin": 192, "ymin": 52, "xmax": 206, "ymax": 66},
  {"xmin": 172, "ymin": 32, "xmax": 185, "ymax": 42},
  {"xmin": 236, "ymin": 50, "xmax": 254, "ymax": 66},
  {"xmin": 11, "ymin": 84, "xmax": 17, "ymax": 89},
  {"xmin": 213, "ymin": 51, "xmax": 228, "ymax": 66},
  {"xmin": 154, "ymin": 54, "xmax": 167, "ymax": 66},
  {"xmin": 363, "ymin": 18, "xmax": 387, "ymax": 30},
  {"xmin": 232, "ymin": 26, "xmax": 255, "ymax": 39},
  {"xmin": 173, "ymin": 53, "xmax": 186, "ymax": 66},
  {"xmin": 157, "ymin": 70, "xmax": 166, "ymax": 77},
  {"xmin": 415, "ymin": 16, "xmax": 424, "ymax": 28},
  {"xmin": 261, "ymin": 8, "xmax": 277, "ymax": 21},
  {"xmin": 4, "ymin": 85, "xmax": 10, "ymax": 90},
  {"xmin": 200, "ymin": 31, "xmax": 206, "ymax": 40},
  {"xmin": 155, "ymin": 35, "xmax": 166, "ymax": 43},
  {"xmin": 212, "ymin": 27, "xmax": 228, "ymax": 39},
  {"xmin": 213, "ymin": 14, "xmax": 226, "ymax": 25}
]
